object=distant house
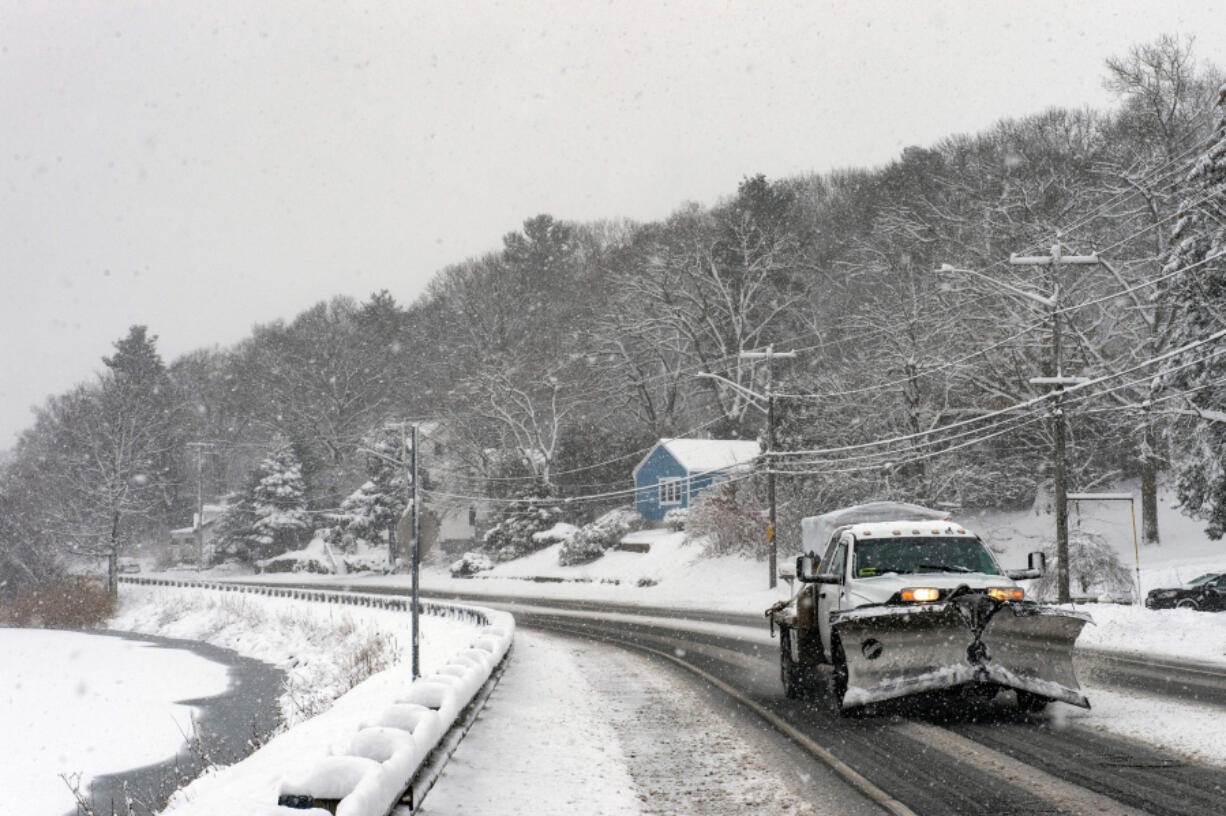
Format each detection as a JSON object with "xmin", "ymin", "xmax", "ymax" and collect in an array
[
  {"xmin": 168, "ymin": 503, "xmax": 226, "ymax": 564},
  {"xmin": 416, "ymin": 420, "xmax": 483, "ymax": 557},
  {"xmin": 633, "ymin": 438, "xmax": 760, "ymax": 521}
]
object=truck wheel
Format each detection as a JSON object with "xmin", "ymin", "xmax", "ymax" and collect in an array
[
  {"xmin": 830, "ymin": 637, "xmax": 849, "ymax": 713},
  {"xmin": 780, "ymin": 628, "xmax": 803, "ymax": 699},
  {"xmin": 1016, "ymin": 691, "xmax": 1048, "ymax": 714}
]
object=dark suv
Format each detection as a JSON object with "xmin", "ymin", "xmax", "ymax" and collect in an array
[{"xmin": 1145, "ymin": 572, "xmax": 1226, "ymax": 611}]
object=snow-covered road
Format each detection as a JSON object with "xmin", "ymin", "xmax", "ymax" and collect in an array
[{"xmin": 419, "ymin": 629, "xmax": 877, "ymax": 816}]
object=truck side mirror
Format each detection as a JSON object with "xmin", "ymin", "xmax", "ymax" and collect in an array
[
  {"xmin": 796, "ymin": 555, "xmax": 820, "ymax": 583},
  {"xmin": 1028, "ymin": 551, "xmax": 1046, "ymax": 576},
  {"xmin": 1008, "ymin": 551, "xmax": 1046, "ymax": 581}
]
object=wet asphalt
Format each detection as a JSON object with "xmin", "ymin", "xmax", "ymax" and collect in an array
[{"xmin": 68, "ymin": 630, "xmax": 283, "ymax": 816}]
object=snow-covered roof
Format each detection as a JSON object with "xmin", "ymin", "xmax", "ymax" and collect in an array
[
  {"xmin": 657, "ymin": 438, "xmax": 760, "ymax": 474},
  {"xmin": 801, "ymin": 502, "xmax": 950, "ymax": 554}
]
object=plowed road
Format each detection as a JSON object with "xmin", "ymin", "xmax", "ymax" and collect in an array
[{"xmin": 266, "ymin": 582, "xmax": 1226, "ymax": 815}]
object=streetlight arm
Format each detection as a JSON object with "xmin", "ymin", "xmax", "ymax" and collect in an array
[
  {"xmin": 938, "ymin": 263, "xmax": 1056, "ymax": 309},
  {"xmin": 694, "ymin": 372, "xmax": 768, "ymax": 412}
]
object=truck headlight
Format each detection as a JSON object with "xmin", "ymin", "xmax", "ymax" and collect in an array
[
  {"xmin": 901, "ymin": 587, "xmax": 940, "ymax": 602},
  {"xmin": 987, "ymin": 587, "xmax": 1024, "ymax": 602}
]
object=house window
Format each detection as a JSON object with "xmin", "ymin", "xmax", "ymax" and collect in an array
[{"xmin": 658, "ymin": 477, "xmax": 684, "ymax": 506}]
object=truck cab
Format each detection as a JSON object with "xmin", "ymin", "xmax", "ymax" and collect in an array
[{"xmin": 810, "ymin": 521, "xmax": 1022, "ymax": 661}]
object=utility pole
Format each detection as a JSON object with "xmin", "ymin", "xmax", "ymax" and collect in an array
[
  {"xmin": 739, "ymin": 346, "xmax": 798, "ymax": 589},
  {"xmin": 186, "ymin": 442, "xmax": 211, "ymax": 571},
  {"xmin": 409, "ymin": 422, "xmax": 421, "ymax": 679},
  {"xmin": 1011, "ymin": 242, "xmax": 1098, "ymax": 604}
]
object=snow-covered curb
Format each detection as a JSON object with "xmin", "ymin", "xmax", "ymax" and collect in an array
[
  {"xmin": 276, "ymin": 622, "xmax": 512, "ymax": 815},
  {"xmin": 115, "ymin": 577, "xmax": 515, "ymax": 816}
]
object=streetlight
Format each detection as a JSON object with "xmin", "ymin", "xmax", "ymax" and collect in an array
[
  {"xmin": 697, "ymin": 345, "xmax": 799, "ymax": 590},
  {"xmin": 938, "ymin": 247, "xmax": 1099, "ymax": 604}
]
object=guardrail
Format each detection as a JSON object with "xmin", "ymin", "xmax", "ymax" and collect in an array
[
  {"xmin": 117, "ymin": 575, "xmax": 514, "ymax": 816},
  {"xmin": 118, "ymin": 575, "xmax": 491, "ymax": 627}
]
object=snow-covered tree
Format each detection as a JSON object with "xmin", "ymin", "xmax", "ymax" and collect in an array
[
  {"xmin": 11, "ymin": 327, "xmax": 181, "ymax": 595},
  {"xmin": 1163, "ymin": 83, "xmax": 1226, "ymax": 537},
  {"xmin": 1034, "ymin": 531, "xmax": 1135, "ymax": 602},
  {"xmin": 481, "ymin": 482, "xmax": 565, "ymax": 562},
  {"xmin": 219, "ymin": 436, "xmax": 311, "ymax": 560},
  {"xmin": 686, "ymin": 479, "xmax": 768, "ymax": 557},
  {"xmin": 323, "ymin": 427, "xmax": 409, "ymax": 555}
]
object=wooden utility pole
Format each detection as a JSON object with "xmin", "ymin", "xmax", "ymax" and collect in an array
[
  {"xmin": 1012, "ymin": 243, "xmax": 1098, "ymax": 604},
  {"xmin": 739, "ymin": 346, "xmax": 797, "ymax": 589}
]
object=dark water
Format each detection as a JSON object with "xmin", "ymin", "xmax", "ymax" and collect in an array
[{"xmin": 67, "ymin": 630, "xmax": 284, "ymax": 816}]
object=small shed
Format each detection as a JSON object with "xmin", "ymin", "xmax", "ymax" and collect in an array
[{"xmin": 633, "ymin": 438, "xmax": 760, "ymax": 521}]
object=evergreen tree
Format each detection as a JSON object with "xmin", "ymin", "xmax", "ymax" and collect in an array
[
  {"xmin": 481, "ymin": 481, "xmax": 564, "ymax": 562},
  {"xmin": 1164, "ymin": 83, "xmax": 1226, "ymax": 537},
  {"xmin": 326, "ymin": 428, "xmax": 408, "ymax": 551},
  {"xmin": 219, "ymin": 436, "xmax": 311, "ymax": 560}
]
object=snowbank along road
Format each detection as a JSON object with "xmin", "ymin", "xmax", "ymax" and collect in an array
[{"xmin": 241, "ymin": 581, "xmax": 1226, "ymax": 815}]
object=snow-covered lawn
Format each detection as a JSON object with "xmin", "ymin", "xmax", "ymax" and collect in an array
[
  {"xmin": 209, "ymin": 530, "xmax": 794, "ymax": 616},
  {"xmin": 0, "ymin": 628, "xmax": 231, "ymax": 816},
  {"xmin": 1070, "ymin": 602, "xmax": 1226, "ymax": 665},
  {"xmin": 114, "ymin": 583, "xmax": 480, "ymax": 726}
]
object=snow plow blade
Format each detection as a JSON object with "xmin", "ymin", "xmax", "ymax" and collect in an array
[
  {"xmin": 979, "ymin": 604, "xmax": 1091, "ymax": 708},
  {"xmin": 832, "ymin": 602, "xmax": 1092, "ymax": 709}
]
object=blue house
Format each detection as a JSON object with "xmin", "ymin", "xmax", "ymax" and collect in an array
[{"xmin": 633, "ymin": 438, "xmax": 760, "ymax": 521}]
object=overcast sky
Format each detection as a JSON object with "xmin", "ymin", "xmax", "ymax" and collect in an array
[{"xmin": 2, "ymin": 0, "xmax": 1224, "ymax": 446}]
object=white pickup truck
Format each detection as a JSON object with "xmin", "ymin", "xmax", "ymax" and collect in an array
[{"xmin": 766, "ymin": 502, "xmax": 1091, "ymax": 713}]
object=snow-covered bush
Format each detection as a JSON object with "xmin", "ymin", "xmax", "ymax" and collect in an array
[
  {"xmin": 533, "ymin": 522, "xmax": 580, "ymax": 546},
  {"xmin": 558, "ymin": 507, "xmax": 643, "ymax": 566},
  {"xmin": 663, "ymin": 507, "xmax": 688, "ymax": 531},
  {"xmin": 450, "ymin": 551, "xmax": 494, "ymax": 577},
  {"xmin": 481, "ymin": 489, "xmax": 565, "ymax": 562},
  {"xmin": 1034, "ymin": 531, "xmax": 1136, "ymax": 602},
  {"xmin": 686, "ymin": 480, "xmax": 767, "ymax": 557},
  {"xmin": 342, "ymin": 546, "xmax": 390, "ymax": 574},
  {"xmin": 257, "ymin": 550, "xmax": 333, "ymax": 574}
]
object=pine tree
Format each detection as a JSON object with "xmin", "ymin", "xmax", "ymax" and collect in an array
[
  {"xmin": 1164, "ymin": 83, "xmax": 1226, "ymax": 537},
  {"xmin": 326, "ymin": 428, "xmax": 408, "ymax": 551},
  {"xmin": 481, "ymin": 481, "xmax": 564, "ymax": 562},
  {"xmin": 219, "ymin": 436, "xmax": 311, "ymax": 560},
  {"xmin": 333, "ymin": 480, "xmax": 401, "ymax": 548}
]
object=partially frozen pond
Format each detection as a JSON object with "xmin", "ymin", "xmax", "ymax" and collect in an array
[{"xmin": 0, "ymin": 628, "xmax": 232, "ymax": 815}]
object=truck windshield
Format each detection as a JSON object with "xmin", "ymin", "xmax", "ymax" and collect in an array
[{"xmin": 852, "ymin": 537, "xmax": 1000, "ymax": 577}]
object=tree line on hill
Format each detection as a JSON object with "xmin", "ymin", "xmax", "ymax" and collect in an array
[{"xmin": 3, "ymin": 36, "xmax": 1226, "ymax": 594}]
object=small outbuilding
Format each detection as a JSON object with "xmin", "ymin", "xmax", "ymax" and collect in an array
[{"xmin": 633, "ymin": 438, "xmax": 760, "ymax": 521}]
